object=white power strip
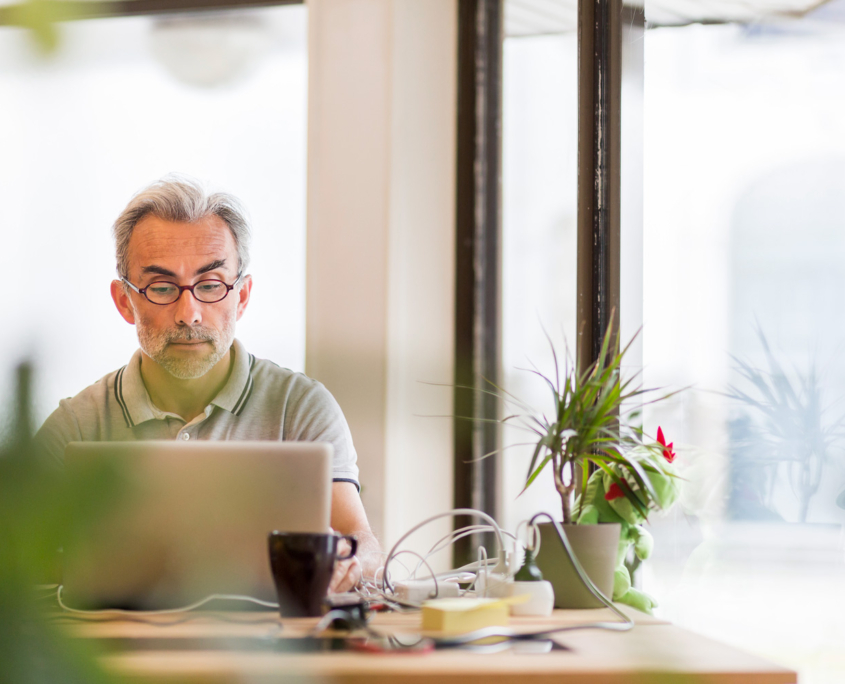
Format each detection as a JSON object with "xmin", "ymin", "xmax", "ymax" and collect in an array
[
  {"xmin": 393, "ymin": 578, "xmax": 461, "ymax": 603},
  {"xmin": 474, "ymin": 571, "xmax": 512, "ymax": 598}
]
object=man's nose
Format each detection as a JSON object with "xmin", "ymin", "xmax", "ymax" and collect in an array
[{"xmin": 173, "ymin": 289, "xmax": 202, "ymax": 326}]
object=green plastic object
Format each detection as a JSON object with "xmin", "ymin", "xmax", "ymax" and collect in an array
[{"xmin": 574, "ymin": 441, "xmax": 680, "ymax": 614}]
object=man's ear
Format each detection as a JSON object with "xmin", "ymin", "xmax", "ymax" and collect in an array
[
  {"xmin": 235, "ymin": 274, "xmax": 253, "ymax": 321},
  {"xmin": 111, "ymin": 280, "xmax": 136, "ymax": 325}
]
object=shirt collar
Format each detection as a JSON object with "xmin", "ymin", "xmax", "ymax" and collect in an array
[
  {"xmin": 117, "ymin": 339, "xmax": 252, "ymax": 426},
  {"xmin": 210, "ymin": 339, "xmax": 254, "ymax": 415}
]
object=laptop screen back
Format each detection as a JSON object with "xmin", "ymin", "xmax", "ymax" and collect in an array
[{"xmin": 62, "ymin": 440, "xmax": 332, "ymax": 609}]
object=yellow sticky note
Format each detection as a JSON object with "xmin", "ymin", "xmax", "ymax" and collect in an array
[{"xmin": 421, "ymin": 598, "xmax": 510, "ymax": 634}]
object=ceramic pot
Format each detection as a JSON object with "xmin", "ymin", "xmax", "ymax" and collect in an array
[
  {"xmin": 507, "ymin": 580, "xmax": 555, "ymax": 616},
  {"xmin": 534, "ymin": 522, "xmax": 620, "ymax": 609}
]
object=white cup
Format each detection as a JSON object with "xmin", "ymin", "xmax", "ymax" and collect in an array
[{"xmin": 507, "ymin": 580, "xmax": 555, "ymax": 616}]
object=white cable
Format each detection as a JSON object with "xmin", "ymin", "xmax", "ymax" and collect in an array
[
  {"xmin": 528, "ymin": 512, "xmax": 634, "ymax": 631},
  {"xmin": 471, "ymin": 545, "xmax": 489, "ymax": 596},
  {"xmin": 386, "ymin": 554, "xmax": 412, "ymax": 578},
  {"xmin": 413, "ymin": 525, "xmax": 514, "ymax": 579},
  {"xmin": 382, "ymin": 508, "xmax": 507, "ymax": 594},
  {"xmin": 424, "ymin": 526, "xmax": 516, "ymax": 564},
  {"xmin": 56, "ymin": 585, "xmax": 278, "ymax": 616},
  {"xmin": 420, "ymin": 525, "xmax": 488, "ymax": 565},
  {"xmin": 442, "ymin": 558, "xmax": 497, "ymax": 575},
  {"xmin": 511, "ymin": 519, "xmax": 542, "ymax": 574},
  {"xmin": 395, "ymin": 557, "xmax": 501, "ymax": 595},
  {"xmin": 382, "ymin": 549, "xmax": 440, "ymax": 600},
  {"xmin": 425, "ymin": 525, "xmax": 515, "ymax": 559},
  {"xmin": 367, "ymin": 589, "xmax": 423, "ymax": 611}
]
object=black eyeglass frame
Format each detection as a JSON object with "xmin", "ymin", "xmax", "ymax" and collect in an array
[{"xmin": 121, "ymin": 273, "xmax": 244, "ymax": 305}]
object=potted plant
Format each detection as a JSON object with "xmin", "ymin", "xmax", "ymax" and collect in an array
[{"xmin": 495, "ymin": 325, "xmax": 681, "ymax": 609}]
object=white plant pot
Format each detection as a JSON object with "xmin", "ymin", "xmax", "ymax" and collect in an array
[{"xmin": 507, "ymin": 580, "xmax": 555, "ymax": 616}]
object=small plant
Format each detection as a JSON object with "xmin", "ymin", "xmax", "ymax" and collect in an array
[{"xmin": 491, "ymin": 323, "xmax": 680, "ymax": 525}]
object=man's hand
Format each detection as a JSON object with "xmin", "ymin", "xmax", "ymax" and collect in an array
[
  {"xmin": 329, "ymin": 536, "xmax": 362, "ymax": 593},
  {"xmin": 329, "ymin": 482, "xmax": 381, "ymax": 591}
]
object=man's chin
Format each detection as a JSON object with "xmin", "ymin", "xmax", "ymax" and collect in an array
[
  {"xmin": 155, "ymin": 348, "xmax": 224, "ymax": 380},
  {"xmin": 136, "ymin": 322, "xmax": 235, "ymax": 381},
  {"xmin": 159, "ymin": 359, "xmax": 217, "ymax": 380}
]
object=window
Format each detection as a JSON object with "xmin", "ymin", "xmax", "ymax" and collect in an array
[
  {"xmin": 501, "ymin": 29, "xmax": 578, "ymax": 533},
  {"xmin": 643, "ymin": 12, "xmax": 845, "ymax": 681}
]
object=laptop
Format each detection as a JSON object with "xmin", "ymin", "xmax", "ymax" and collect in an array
[{"xmin": 61, "ymin": 441, "xmax": 333, "ymax": 610}]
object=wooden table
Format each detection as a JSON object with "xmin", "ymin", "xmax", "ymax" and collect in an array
[{"xmin": 60, "ymin": 606, "xmax": 797, "ymax": 683}]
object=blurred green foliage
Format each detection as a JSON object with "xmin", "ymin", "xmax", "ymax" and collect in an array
[
  {"xmin": 0, "ymin": 6, "xmax": 126, "ymax": 676},
  {"xmin": 0, "ymin": 0, "xmax": 114, "ymax": 53},
  {"xmin": 0, "ymin": 363, "xmax": 123, "ymax": 684}
]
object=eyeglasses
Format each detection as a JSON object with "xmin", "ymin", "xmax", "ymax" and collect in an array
[{"xmin": 122, "ymin": 274, "xmax": 243, "ymax": 305}]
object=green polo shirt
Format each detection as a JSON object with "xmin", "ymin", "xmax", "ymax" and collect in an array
[{"xmin": 34, "ymin": 339, "xmax": 360, "ymax": 489}]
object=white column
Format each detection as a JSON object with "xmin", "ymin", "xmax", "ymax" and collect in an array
[{"xmin": 306, "ymin": 0, "xmax": 457, "ymax": 556}]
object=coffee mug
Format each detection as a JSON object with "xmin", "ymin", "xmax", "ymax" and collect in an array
[{"xmin": 268, "ymin": 531, "xmax": 358, "ymax": 617}]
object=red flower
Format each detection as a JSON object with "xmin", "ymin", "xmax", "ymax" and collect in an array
[
  {"xmin": 657, "ymin": 426, "xmax": 676, "ymax": 463},
  {"xmin": 605, "ymin": 482, "xmax": 625, "ymax": 501}
]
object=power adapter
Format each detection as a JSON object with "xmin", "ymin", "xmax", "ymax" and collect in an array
[
  {"xmin": 474, "ymin": 571, "xmax": 512, "ymax": 598},
  {"xmin": 394, "ymin": 578, "xmax": 460, "ymax": 603}
]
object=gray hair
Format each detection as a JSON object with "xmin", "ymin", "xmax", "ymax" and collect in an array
[{"xmin": 113, "ymin": 175, "xmax": 251, "ymax": 279}]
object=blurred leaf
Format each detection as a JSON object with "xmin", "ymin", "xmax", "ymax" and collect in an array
[
  {"xmin": 0, "ymin": 363, "xmax": 123, "ymax": 684},
  {"xmin": 0, "ymin": 0, "xmax": 114, "ymax": 54}
]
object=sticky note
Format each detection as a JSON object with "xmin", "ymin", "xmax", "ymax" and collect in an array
[{"xmin": 421, "ymin": 598, "xmax": 510, "ymax": 633}]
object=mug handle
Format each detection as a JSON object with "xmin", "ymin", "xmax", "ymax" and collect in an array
[{"xmin": 336, "ymin": 535, "xmax": 358, "ymax": 561}]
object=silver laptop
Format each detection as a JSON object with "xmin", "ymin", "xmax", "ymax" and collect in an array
[{"xmin": 62, "ymin": 441, "xmax": 332, "ymax": 609}]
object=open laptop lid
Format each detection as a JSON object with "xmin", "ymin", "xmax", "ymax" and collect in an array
[{"xmin": 62, "ymin": 440, "xmax": 332, "ymax": 609}]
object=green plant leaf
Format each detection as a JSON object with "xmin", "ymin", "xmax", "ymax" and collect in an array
[
  {"xmin": 520, "ymin": 451, "xmax": 554, "ymax": 496},
  {"xmin": 524, "ymin": 439, "xmax": 548, "ymax": 484}
]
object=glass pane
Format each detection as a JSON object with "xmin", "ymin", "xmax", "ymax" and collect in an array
[
  {"xmin": 501, "ymin": 30, "xmax": 578, "ymax": 533},
  {"xmin": 193, "ymin": 281, "xmax": 227, "ymax": 302},
  {"xmin": 0, "ymin": 6, "xmax": 307, "ymax": 423},
  {"xmin": 643, "ymin": 9, "xmax": 845, "ymax": 683},
  {"xmin": 147, "ymin": 283, "xmax": 180, "ymax": 303}
]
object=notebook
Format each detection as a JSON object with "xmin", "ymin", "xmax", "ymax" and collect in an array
[{"xmin": 61, "ymin": 440, "xmax": 333, "ymax": 609}]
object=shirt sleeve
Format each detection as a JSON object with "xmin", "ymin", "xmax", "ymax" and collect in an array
[{"xmin": 284, "ymin": 380, "xmax": 360, "ymax": 490}]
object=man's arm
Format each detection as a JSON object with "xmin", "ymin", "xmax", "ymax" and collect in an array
[{"xmin": 328, "ymin": 482, "xmax": 381, "ymax": 593}]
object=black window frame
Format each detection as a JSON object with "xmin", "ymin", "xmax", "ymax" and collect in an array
[{"xmin": 452, "ymin": 0, "xmax": 643, "ymax": 565}]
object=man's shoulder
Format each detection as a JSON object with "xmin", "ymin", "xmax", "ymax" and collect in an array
[
  {"xmin": 242, "ymin": 354, "xmax": 342, "ymax": 421},
  {"xmin": 249, "ymin": 356, "xmax": 326, "ymax": 396},
  {"xmin": 234, "ymin": 350, "xmax": 358, "ymax": 481},
  {"xmin": 34, "ymin": 366, "xmax": 127, "ymax": 461},
  {"xmin": 55, "ymin": 367, "xmax": 124, "ymax": 416}
]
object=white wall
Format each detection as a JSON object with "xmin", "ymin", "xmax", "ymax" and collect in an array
[{"xmin": 305, "ymin": 0, "xmax": 456, "ymax": 558}]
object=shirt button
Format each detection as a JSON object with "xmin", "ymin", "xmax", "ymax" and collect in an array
[{"xmin": 181, "ymin": 432, "xmax": 190, "ymax": 441}]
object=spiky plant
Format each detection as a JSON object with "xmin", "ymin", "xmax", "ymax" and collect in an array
[{"xmin": 494, "ymin": 324, "xmax": 680, "ymax": 525}]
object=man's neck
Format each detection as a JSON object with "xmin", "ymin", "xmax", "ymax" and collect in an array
[{"xmin": 139, "ymin": 349, "xmax": 234, "ymax": 423}]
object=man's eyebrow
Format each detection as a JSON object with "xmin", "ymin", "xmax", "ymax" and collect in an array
[
  {"xmin": 141, "ymin": 265, "xmax": 178, "ymax": 278},
  {"xmin": 195, "ymin": 259, "xmax": 227, "ymax": 276}
]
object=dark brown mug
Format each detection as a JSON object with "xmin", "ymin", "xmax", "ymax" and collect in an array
[{"xmin": 268, "ymin": 531, "xmax": 358, "ymax": 617}]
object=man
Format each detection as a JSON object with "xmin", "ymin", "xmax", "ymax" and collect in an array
[{"xmin": 35, "ymin": 176, "xmax": 379, "ymax": 593}]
